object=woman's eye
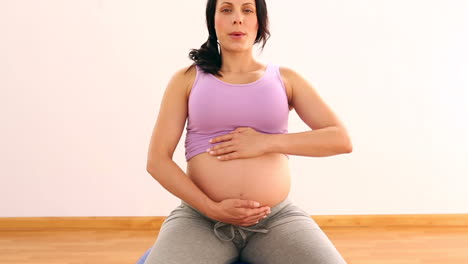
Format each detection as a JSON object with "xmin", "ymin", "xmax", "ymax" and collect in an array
[{"xmin": 221, "ymin": 8, "xmax": 254, "ymax": 13}]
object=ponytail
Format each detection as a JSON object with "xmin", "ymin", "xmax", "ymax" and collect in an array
[{"xmin": 188, "ymin": 35, "xmax": 222, "ymax": 76}]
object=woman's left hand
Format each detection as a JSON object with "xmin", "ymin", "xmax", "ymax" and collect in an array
[{"xmin": 207, "ymin": 127, "xmax": 270, "ymax": 161}]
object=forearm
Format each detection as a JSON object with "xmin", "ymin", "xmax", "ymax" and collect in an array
[
  {"xmin": 147, "ymin": 158, "xmax": 215, "ymax": 217},
  {"xmin": 267, "ymin": 126, "xmax": 352, "ymax": 157}
]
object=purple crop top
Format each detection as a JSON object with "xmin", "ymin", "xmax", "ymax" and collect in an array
[{"xmin": 184, "ymin": 63, "xmax": 290, "ymax": 161}]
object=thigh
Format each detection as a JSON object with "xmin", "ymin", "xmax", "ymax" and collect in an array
[
  {"xmin": 240, "ymin": 203, "xmax": 348, "ymax": 264},
  {"xmin": 144, "ymin": 203, "xmax": 239, "ymax": 264}
]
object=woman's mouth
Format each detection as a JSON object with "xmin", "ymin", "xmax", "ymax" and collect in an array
[{"xmin": 229, "ymin": 33, "xmax": 245, "ymax": 39}]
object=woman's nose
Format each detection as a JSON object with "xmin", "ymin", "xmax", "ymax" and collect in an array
[{"xmin": 232, "ymin": 14, "xmax": 243, "ymax": 24}]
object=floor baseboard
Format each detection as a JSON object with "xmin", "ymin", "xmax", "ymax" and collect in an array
[{"xmin": 1, "ymin": 214, "xmax": 468, "ymax": 231}]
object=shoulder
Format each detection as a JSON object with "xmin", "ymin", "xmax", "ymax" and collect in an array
[
  {"xmin": 278, "ymin": 65, "xmax": 303, "ymax": 86},
  {"xmin": 277, "ymin": 65, "xmax": 302, "ymax": 109},
  {"xmin": 167, "ymin": 64, "xmax": 197, "ymax": 99},
  {"xmin": 278, "ymin": 65, "xmax": 315, "ymax": 94}
]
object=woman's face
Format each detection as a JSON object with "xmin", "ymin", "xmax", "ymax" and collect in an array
[{"xmin": 214, "ymin": 0, "xmax": 258, "ymax": 52}]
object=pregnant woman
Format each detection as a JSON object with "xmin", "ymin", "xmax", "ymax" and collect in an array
[{"xmin": 144, "ymin": 0, "xmax": 352, "ymax": 263}]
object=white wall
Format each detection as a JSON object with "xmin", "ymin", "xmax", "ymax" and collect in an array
[{"xmin": 1, "ymin": 0, "xmax": 467, "ymax": 217}]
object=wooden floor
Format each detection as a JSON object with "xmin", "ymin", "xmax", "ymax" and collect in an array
[{"xmin": 1, "ymin": 226, "xmax": 468, "ymax": 264}]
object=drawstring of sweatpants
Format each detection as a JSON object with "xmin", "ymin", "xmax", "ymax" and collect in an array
[{"xmin": 213, "ymin": 221, "xmax": 269, "ymax": 242}]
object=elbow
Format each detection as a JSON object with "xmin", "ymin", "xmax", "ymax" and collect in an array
[
  {"xmin": 146, "ymin": 159, "xmax": 158, "ymax": 174},
  {"xmin": 337, "ymin": 127, "xmax": 353, "ymax": 153},
  {"xmin": 343, "ymin": 136, "xmax": 353, "ymax": 153},
  {"xmin": 344, "ymin": 142, "xmax": 353, "ymax": 153},
  {"xmin": 146, "ymin": 165, "xmax": 155, "ymax": 173},
  {"xmin": 337, "ymin": 142, "xmax": 352, "ymax": 154},
  {"xmin": 146, "ymin": 165, "xmax": 157, "ymax": 176},
  {"xmin": 146, "ymin": 160, "xmax": 162, "ymax": 173},
  {"xmin": 147, "ymin": 163, "xmax": 162, "ymax": 179},
  {"xmin": 146, "ymin": 154, "xmax": 172, "ymax": 173}
]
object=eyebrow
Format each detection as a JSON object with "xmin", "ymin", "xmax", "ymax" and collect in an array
[{"xmin": 220, "ymin": 2, "xmax": 255, "ymax": 6}]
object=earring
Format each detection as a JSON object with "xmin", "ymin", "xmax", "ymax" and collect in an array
[{"xmin": 217, "ymin": 40, "xmax": 220, "ymax": 54}]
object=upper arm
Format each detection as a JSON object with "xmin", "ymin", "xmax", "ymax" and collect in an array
[
  {"xmin": 279, "ymin": 66, "xmax": 347, "ymax": 130},
  {"xmin": 146, "ymin": 65, "xmax": 196, "ymax": 169}
]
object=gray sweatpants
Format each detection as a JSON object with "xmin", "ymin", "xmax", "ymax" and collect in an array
[{"xmin": 143, "ymin": 197, "xmax": 348, "ymax": 264}]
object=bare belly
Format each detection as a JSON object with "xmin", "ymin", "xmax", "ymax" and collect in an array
[{"xmin": 186, "ymin": 152, "xmax": 291, "ymax": 208}]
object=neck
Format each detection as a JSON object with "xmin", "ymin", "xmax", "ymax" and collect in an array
[{"xmin": 219, "ymin": 49, "xmax": 258, "ymax": 73}]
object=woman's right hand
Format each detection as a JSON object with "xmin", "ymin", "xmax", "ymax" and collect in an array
[{"xmin": 208, "ymin": 198, "xmax": 271, "ymax": 226}]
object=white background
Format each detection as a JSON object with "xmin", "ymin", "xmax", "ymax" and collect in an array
[{"xmin": 1, "ymin": 0, "xmax": 467, "ymax": 217}]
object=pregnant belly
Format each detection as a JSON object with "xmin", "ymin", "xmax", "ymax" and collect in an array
[{"xmin": 186, "ymin": 152, "xmax": 291, "ymax": 208}]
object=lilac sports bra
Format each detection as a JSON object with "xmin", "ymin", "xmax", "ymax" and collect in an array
[{"xmin": 184, "ymin": 63, "xmax": 290, "ymax": 161}]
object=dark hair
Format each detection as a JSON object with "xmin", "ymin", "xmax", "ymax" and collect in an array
[{"xmin": 186, "ymin": 0, "xmax": 271, "ymax": 77}]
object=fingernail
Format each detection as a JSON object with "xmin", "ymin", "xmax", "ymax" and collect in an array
[
  {"xmin": 254, "ymin": 202, "xmax": 260, "ymax": 207},
  {"xmin": 263, "ymin": 215, "xmax": 267, "ymax": 218}
]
